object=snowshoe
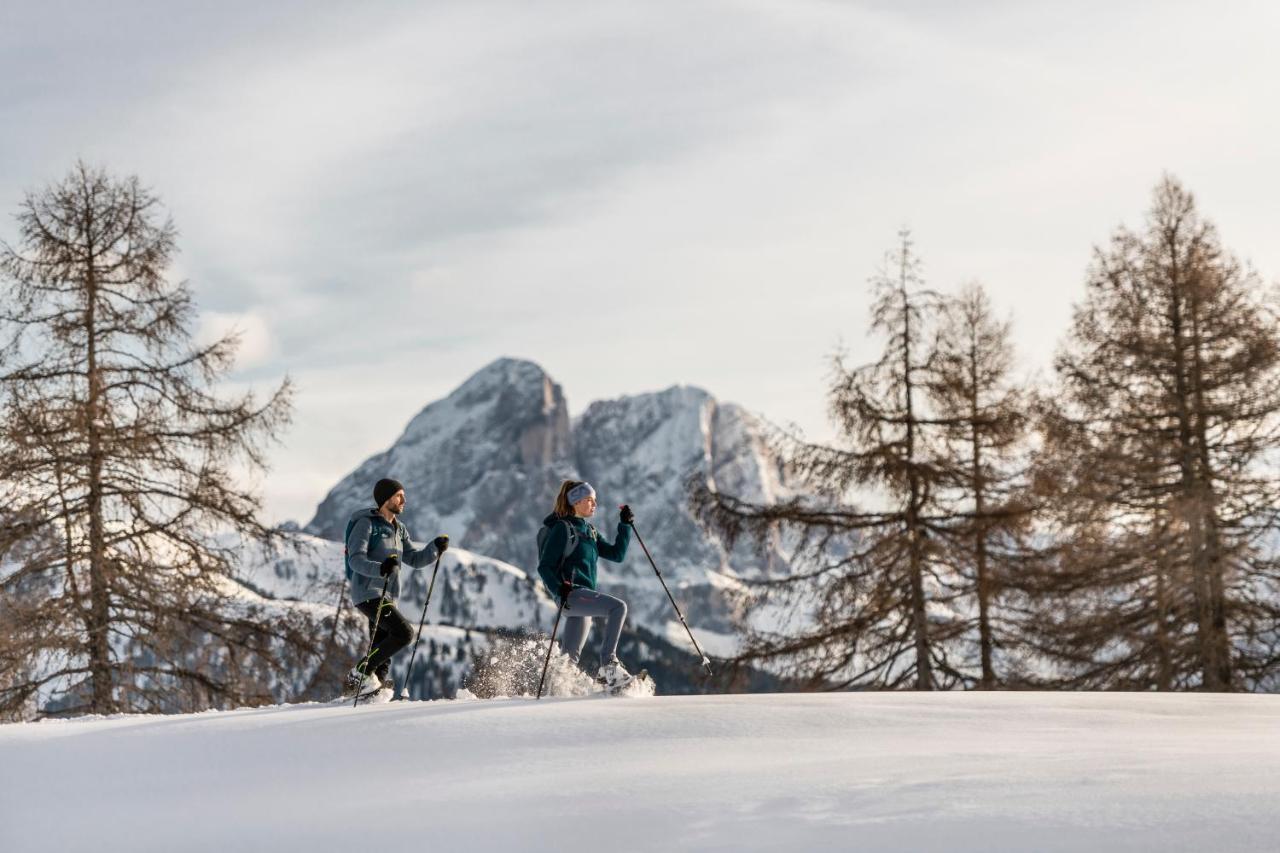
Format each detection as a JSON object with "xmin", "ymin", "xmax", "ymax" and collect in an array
[
  {"xmin": 605, "ymin": 669, "xmax": 652, "ymax": 696},
  {"xmin": 354, "ymin": 686, "xmax": 395, "ymax": 705},
  {"xmin": 341, "ymin": 668, "xmax": 383, "ymax": 700},
  {"xmin": 597, "ymin": 659, "xmax": 635, "ymax": 689},
  {"xmin": 596, "ymin": 661, "xmax": 653, "ymax": 696}
]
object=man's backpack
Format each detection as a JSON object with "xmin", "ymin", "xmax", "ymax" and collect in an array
[
  {"xmin": 343, "ymin": 510, "xmax": 388, "ymax": 581},
  {"xmin": 343, "ymin": 515, "xmax": 361, "ymax": 581},
  {"xmin": 537, "ymin": 518, "xmax": 578, "ymax": 579}
]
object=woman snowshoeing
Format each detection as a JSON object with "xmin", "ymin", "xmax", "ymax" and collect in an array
[{"xmin": 537, "ymin": 480, "xmax": 636, "ymax": 688}]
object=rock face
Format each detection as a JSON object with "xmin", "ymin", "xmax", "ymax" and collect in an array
[
  {"xmin": 575, "ymin": 386, "xmax": 789, "ymax": 578},
  {"xmin": 305, "ymin": 357, "xmax": 794, "ymax": 645},
  {"xmin": 307, "ymin": 358, "xmax": 573, "ymax": 570},
  {"xmin": 572, "ymin": 386, "xmax": 793, "ymax": 635}
]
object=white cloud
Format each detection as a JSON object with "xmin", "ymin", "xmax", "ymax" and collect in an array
[
  {"xmin": 2, "ymin": 0, "xmax": 1278, "ymax": 523},
  {"xmin": 197, "ymin": 310, "xmax": 275, "ymax": 370}
]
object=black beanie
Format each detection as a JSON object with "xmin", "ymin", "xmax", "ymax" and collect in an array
[{"xmin": 373, "ymin": 478, "xmax": 404, "ymax": 508}]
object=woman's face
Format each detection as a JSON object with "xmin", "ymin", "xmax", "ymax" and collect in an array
[{"xmin": 572, "ymin": 494, "xmax": 597, "ymax": 517}]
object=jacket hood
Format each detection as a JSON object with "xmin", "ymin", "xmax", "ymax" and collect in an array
[
  {"xmin": 543, "ymin": 512, "xmax": 586, "ymax": 528},
  {"xmin": 350, "ymin": 506, "xmax": 389, "ymax": 525}
]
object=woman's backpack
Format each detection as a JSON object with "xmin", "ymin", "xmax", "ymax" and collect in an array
[{"xmin": 536, "ymin": 518, "xmax": 578, "ymax": 576}]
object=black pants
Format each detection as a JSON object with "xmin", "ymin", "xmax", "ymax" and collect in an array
[{"xmin": 355, "ymin": 598, "xmax": 414, "ymax": 681}]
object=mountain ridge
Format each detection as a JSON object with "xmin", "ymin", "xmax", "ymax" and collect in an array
[{"xmin": 304, "ymin": 357, "xmax": 797, "ymax": 646}]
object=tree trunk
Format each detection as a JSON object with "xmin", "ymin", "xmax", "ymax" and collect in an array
[
  {"xmin": 899, "ymin": 257, "xmax": 932, "ymax": 690},
  {"xmin": 1166, "ymin": 276, "xmax": 1221, "ymax": 691},
  {"xmin": 83, "ymin": 226, "xmax": 113, "ymax": 714},
  {"xmin": 1155, "ymin": 559, "xmax": 1173, "ymax": 691},
  {"xmin": 1187, "ymin": 284, "xmax": 1232, "ymax": 690},
  {"xmin": 969, "ymin": 343, "xmax": 995, "ymax": 689}
]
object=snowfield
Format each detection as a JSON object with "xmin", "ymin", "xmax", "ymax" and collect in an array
[{"xmin": 2, "ymin": 691, "xmax": 1277, "ymax": 852}]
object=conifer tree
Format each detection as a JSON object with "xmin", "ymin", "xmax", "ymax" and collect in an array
[
  {"xmin": 0, "ymin": 163, "xmax": 314, "ymax": 718},
  {"xmin": 1034, "ymin": 176, "xmax": 1280, "ymax": 691},
  {"xmin": 693, "ymin": 231, "xmax": 965, "ymax": 689},
  {"xmin": 928, "ymin": 283, "xmax": 1033, "ymax": 688}
]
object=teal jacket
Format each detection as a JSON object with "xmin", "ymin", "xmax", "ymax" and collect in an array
[{"xmin": 536, "ymin": 513, "xmax": 631, "ymax": 597}]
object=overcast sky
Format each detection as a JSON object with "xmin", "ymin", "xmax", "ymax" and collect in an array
[{"xmin": 2, "ymin": 1, "xmax": 1277, "ymax": 523}]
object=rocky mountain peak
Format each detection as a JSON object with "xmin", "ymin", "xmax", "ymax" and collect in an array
[
  {"xmin": 305, "ymin": 359, "xmax": 795, "ymax": 642},
  {"xmin": 306, "ymin": 358, "xmax": 571, "ymax": 547}
]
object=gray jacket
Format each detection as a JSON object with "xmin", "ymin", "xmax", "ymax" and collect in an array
[{"xmin": 345, "ymin": 508, "xmax": 443, "ymax": 605}]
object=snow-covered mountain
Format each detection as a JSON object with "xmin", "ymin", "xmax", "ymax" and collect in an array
[
  {"xmin": 307, "ymin": 359, "xmax": 572, "ymax": 571},
  {"xmin": 232, "ymin": 532, "xmax": 560, "ymax": 700},
  {"xmin": 305, "ymin": 358, "xmax": 797, "ymax": 652},
  {"xmin": 236, "ymin": 534, "xmax": 557, "ymax": 636},
  {"xmin": 230, "ymin": 530, "xmax": 728, "ymax": 700},
  {"xmin": 8, "ymin": 360, "xmax": 800, "ymax": 716},
  {"xmin": 572, "ymin": 384, "xmax": 793, "ymax": 643}
]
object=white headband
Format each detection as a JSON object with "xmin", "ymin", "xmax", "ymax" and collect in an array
[{"xmin": 567, "ymin": 482, "xmax": 596, "ymax": 505}]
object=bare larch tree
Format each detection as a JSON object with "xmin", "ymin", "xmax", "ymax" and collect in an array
[
  {"xmin": 693, "ymin": 231, "xmax": 967, "ymax": 689},
  {"xmin": 927, "ymin": 283, "xmax": 1034, "ymax": 688},
  {"xmin": 1033, "ymin": 175, "xmax": 1280, "ymax": 691},
  {"xmin": 0, "ymin": 163, "xmax": 317, "ymax": 719}
]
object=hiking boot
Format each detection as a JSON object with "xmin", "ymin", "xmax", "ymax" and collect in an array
[
  {"xmin": 597, "ymin": 659, "xmax": 634, "ymax": 689},
  {"xmin": 342, "ymin": 668, "xmax": 383, "ymax": 698}
]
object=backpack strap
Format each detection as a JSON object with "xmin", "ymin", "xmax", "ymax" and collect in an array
[
  {"xmin": 556, "ymin": 519, "xmax": 578, "ymax": 581},
  {"xmin": 343, "ymin": 510, "xmax": 381, "ymax": 581}
]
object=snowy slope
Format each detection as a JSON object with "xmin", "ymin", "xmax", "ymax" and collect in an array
[
  {"xmin": 230, "ymin": 532, "xmax": 561, "ymax": 699},
  {"xmin": 2, "ymin": 692, "xmax": 1277, "ymax": 853},
  {"xmin": 235, "ymin": 533, "xmax": 558, "ymax": 633},
  {"xmin": 223, "ymin": 530, "xmax": 743, "ymax": 703}
]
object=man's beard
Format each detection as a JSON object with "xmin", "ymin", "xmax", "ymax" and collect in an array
[{"xmin": 388, "ymin": 503, "xmax": 403, "ymax": 515}]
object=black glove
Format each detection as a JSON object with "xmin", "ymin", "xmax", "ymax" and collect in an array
[
  {"xmin": 558, "ymin": 578, "xmax": 574, "ymax": 608},
  {"xmin": 433, "ymin": 535, "xmax": 449, "ymax": 553},
  {"xmin": 379, "ymin": 554, "xmax": 400, "ymax": 577},
  {"xmin": 619, "ymin": 504, "xmax": 635, "ymax": 525}
]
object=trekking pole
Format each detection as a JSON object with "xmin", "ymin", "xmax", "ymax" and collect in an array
[
  {"xmin": 321, "ymin": 576, "xmax": 348, "ymax": 665},
  {"xmin": 298, "ymin": 578, "xmax": 349, "ymax": 701},
  {"xmin": 630, "ymin": 521, "xmax": 713, "ymax": 676},
  {"xmin": 329, "ymin": 578, "xmax": 346, "ymax": 634},
  {"xmin": 353, "ymin": 573, "xmax": 393, "ymax": 709},
  {"xmin": 399, "ymin": 553, "xmax": 444, "ymax": 701},
  {"xmin": 536, "ymin": 590, "xmax": 570, "ymax": 700}
]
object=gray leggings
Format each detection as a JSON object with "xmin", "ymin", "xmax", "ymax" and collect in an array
[{"xmin": 559, "ymin": 588, "xmax": 628, "ymax": 667}]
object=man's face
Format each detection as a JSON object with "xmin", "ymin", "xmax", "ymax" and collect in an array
[{"xmin": 385, "ymin": 490, "xmax": 406, "ymax": 515}]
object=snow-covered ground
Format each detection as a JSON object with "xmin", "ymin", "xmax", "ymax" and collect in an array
[{"xmin": 2, "ymin": 691, "xmax": 1277, "ymax": 852}]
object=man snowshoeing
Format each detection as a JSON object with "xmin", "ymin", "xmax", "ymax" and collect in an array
[
  {"xmin": 343, "ymin": 477, "xmax": 449, "ymax": 700},
  {"xmin": 537, "ymin": 480, "xmax": 637, "ymax": 689}
]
